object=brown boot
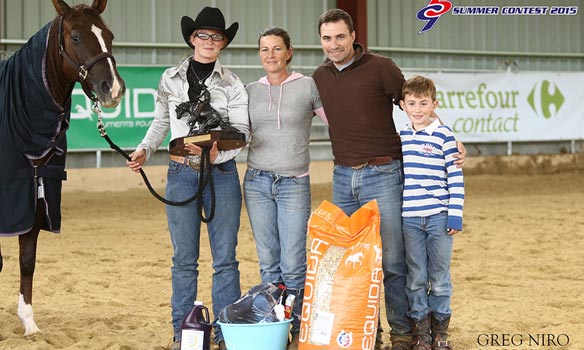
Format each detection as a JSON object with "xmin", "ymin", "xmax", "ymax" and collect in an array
[
  {"xmin": 431, "ymin": 315, "xmax": 452, "ymax": 350},
  {"xmin": 412, "ymin": 315, "xmax": 432, "ymax": 350},
  {"xmin": 390, "ymin": 334, "xmax": 412, "ymax": 350}
]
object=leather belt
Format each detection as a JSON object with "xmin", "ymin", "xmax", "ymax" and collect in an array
[
  {"xmin": 170, "ymin": 154, "xmax": 207, "ymax": 172},
  {"xmin": 350, "ymin": 156, "xmax": 393, "ymax": 170}
]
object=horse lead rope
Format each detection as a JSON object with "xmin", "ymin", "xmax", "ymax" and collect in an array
[
  {"xmin": 93, "ymin": 99, "xmax": 216, "ymax": 222},
  {"xmin": 57, "ymin": 15, "xmax": 214, "ymax": 220}
]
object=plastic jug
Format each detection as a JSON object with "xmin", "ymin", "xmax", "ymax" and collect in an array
[{"xmin": 180, "ymin": 300, "xmax": 211, "ymax": 350}]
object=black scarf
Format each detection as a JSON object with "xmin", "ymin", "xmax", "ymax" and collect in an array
[{"xmin": 187, "ymin": 59, "xmax": 214, "ymax": 101}]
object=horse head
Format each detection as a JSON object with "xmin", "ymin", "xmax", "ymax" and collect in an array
[{"xmin": 51, "ymin": 0, "xmax": 125, "ymax": 108}]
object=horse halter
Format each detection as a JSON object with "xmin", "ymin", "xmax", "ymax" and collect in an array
[{"xmin": 57, "ymin": 16, "xmax": 115, "ymax": 82}]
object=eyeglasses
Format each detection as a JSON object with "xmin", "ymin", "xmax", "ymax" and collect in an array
[{"xmin": 194, "ymin": 32, "xmax": 225, "ymax": 42}]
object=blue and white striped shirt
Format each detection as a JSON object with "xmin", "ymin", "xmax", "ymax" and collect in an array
[{"xmin": 400, "ymin": 119, "xmax": 465, "ymax": 230}]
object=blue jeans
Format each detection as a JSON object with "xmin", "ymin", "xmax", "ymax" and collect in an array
[
  {"xmin": 166, "ymin": 159, "xmax": 241, "ymax": 343},
  {"xmin": 243, "ymin": 168, "xmax": 309, "ymax": 332},
  {"xmin": 403, "ymin": 212, "xmax": 453, "ymax": 321},
  {"xmin": 332, "ymin": 160, "xmax": 410, "ymax": 336}
]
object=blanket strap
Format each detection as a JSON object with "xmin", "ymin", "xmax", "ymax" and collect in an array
[
  {"xmin": 20, "ymin": 118, "xmax": 69, "ymax": 181},
  {"xmin": 16, "ymin": 165, "xmax": 67, "ymax": 181}
]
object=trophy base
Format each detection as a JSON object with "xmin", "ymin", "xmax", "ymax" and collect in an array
[{"xmin": 169, "ymin": 130, "xmax": 247, "ymax": 156}]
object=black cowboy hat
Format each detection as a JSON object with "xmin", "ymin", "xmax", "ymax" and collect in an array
[{"xmin": 181, "ymin": 7, "xmax": 238, "ymax": 49}]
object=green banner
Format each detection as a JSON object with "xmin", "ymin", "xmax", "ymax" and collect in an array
[{"xmin": 69, "ymin": 66, "xmax": 170, "ymax": 150}]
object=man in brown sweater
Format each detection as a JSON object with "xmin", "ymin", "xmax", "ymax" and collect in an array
[{"xmin": 312, "ymin": 8, "xmax": 464, "ymax": 350}]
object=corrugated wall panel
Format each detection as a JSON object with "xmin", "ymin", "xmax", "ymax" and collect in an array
[
  {"xmin": 1, "ymin": 0, "xmax": 581, "ymax": 163},
  {"xmin": 368, "ymin": 0, "xmax": 583, "ymax": 72},
  {"xmin": 2, "ymin": 0, "xmax": 582, "ymax": 77}
]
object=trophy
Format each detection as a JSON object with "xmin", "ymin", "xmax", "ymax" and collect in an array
[{"xmin": 169, "ymin": 72, "xmax": 246, "ymax": 156}]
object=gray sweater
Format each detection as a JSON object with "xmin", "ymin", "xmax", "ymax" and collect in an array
[{"xmin": 246, "ymin": 72, "xmax": 326, "ymax": 177}]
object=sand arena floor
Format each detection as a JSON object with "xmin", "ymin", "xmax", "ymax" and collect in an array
[{"xmin": 1, "ymin": 155, "xmax": 583, "ymax": 350}]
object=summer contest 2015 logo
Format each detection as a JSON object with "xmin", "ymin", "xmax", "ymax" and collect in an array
[
  {"xmin": 528, "ymin": 80, "xmax": 565, "ymax": 119},
  {"xmin": 416, "ymin": 1, "xmax": 579, "ymax": 34},
  {"xmin": 416, "ymin": 0, "xmax": 452, "ymax": 34}
]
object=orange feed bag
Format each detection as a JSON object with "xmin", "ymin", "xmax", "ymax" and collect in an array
[{"xmin": 299, "ymin": 200, "xmax": 383, "ymax": 350}]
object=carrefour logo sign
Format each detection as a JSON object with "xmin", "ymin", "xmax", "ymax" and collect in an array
[
  {"xmin": 436, "ymin": 83, "xmax": 520, "ymax": 134},
  {"xmin": 527, "ymin": 80, "xmax": 565, "ymax": 119},
  {"xmin": 396, "ymin": 73, "xmax": 583, "ymax": 142},
  {"xmin": 434, "ymin": 79, "xmax": 565, "ymax": 135}
]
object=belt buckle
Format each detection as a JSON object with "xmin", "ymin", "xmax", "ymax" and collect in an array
[
  {"xmin": 350, "ymin": 162, "xmax": 368, "ymax": 170},
  {"xmin": 187, "ymin": 156, "xmax": 203, "ymax": 172}
]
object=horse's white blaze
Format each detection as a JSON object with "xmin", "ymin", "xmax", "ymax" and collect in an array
[
  {"xmin": 17, "ymin": 294, "xmax": 40, "ymax": 336},
  {"xmin": 91, "ymin": 24, "xmax": 122, "ymax": 99}
]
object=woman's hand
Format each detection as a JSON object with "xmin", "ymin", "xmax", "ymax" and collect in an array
[
  {"xmin": 126, "ymin": 149, "xmax": 146, "ymax": 173},
  {"xmin": 184, "ymin": 141, "xmax": 219, "ymax": 163}
]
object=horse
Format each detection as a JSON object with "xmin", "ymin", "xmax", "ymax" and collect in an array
[
  {"xmin": 0, "ymin": 0, "xmax": 125, "ymax": 336},
  {"xmin": 345, "ymin": 252, "xmax": 364, "ymax": 268}
]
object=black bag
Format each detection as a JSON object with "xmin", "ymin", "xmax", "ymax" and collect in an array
[{"xmin": 218, "ymin": 283, "xmax": 286, "ymax": 324}]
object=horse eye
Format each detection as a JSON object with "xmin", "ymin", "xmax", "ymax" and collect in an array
[{"xmin": 72, "ymin": 35, "xmax": 81, "ymax": 42}]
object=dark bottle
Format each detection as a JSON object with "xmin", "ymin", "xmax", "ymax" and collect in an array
[{"xmin": 180, "ymin": 300, "xmax": 211, "ymax": 350}]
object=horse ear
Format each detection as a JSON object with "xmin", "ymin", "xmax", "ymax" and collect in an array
[
  {"xmin": 91, "ymin": 0, "xmax": 108, "ymax": 14},
  {"xmin": 51, "ymin": 0, "xmax": 71, "ymax": 15}
]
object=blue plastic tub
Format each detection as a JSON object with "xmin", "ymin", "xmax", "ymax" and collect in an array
[{"xmin": 218, "ymin": 318, "xmax": 292, "ymax": 350}]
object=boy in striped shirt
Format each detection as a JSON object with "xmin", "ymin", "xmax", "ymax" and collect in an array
[{"xmin": 399, "ymin": 75, "xmax": 464, "ymax": 350}]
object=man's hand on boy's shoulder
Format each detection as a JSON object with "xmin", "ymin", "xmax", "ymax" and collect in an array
[{"xmin": 454, "ymin": 141, "xmax": 466, "ymax": 168}]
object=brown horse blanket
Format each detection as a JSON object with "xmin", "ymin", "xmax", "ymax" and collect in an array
[{"xmin": 0, "ymin": 23, "xmax": 71, "ymax": 236}]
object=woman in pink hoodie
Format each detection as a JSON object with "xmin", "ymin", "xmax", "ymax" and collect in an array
[{"xmin": 244, "ymin": 27, "xmax": 327, "ymax": 350}]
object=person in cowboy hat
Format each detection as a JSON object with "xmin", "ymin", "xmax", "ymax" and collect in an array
[{"xmin": 126, "ymin": 6, "xmax": 248, "ymax": 350}]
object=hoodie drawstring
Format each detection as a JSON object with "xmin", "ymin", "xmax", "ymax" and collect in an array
[
  {"xmin": 277, "ymin": 85, "xmax": 283, "ymax": 130},
  {"xmin": 260, "ymin": 72, "xmax": 304, "ymax": 130},
  {"xmin": 266, "ymin": 84, "xmax": 283, "ymax": 130},
  {"xmin": 268, "ymin": 84, "xmax": 273, "ymax": 112}
]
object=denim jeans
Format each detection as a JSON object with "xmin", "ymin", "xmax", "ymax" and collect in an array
[
  {"xmin": 403, "ymin": 212, "xmax": 453, "ymax": 321},
  {"xmin": 166, "ymin": 159, "xmax": 241, "ymax": 343},
  {"xmin": 332, "ymin": 160, "xmax": 410, "ymax": 336},
  {"xmin": 243, "ymin": 168, "xmax": 309, "ymax": 332}
]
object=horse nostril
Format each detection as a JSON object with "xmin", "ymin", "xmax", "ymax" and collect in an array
[{"xmin": 100, "ymin": 80, "xmax": 112, "ymax": 95}]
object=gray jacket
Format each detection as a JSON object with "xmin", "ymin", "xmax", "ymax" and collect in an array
[{"xmin": 138, "ymin": 57, "xmax": 249, "ymax": 164}]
